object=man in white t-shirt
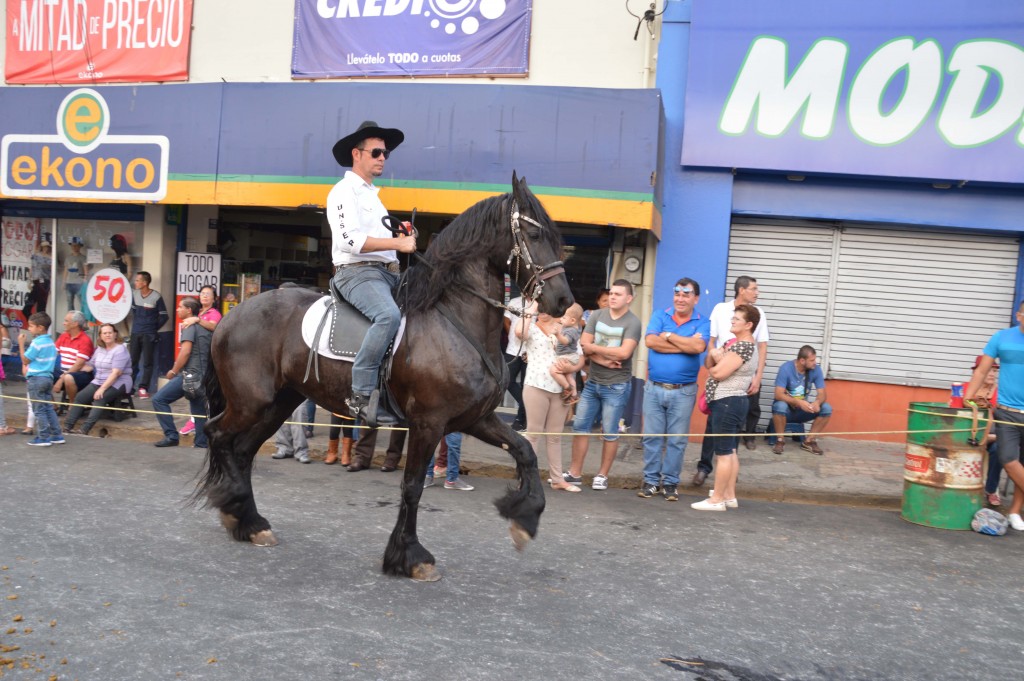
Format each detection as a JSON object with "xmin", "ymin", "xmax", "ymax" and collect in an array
[
  {"xmin": 502, "ymin": 295, "xmax": 528, "ymax": 431},
  {"xmin": 692, "ymin": 275, "xmax": 770, "ymax": 486}
]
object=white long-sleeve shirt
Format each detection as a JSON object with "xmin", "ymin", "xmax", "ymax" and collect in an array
[{"xmin": 327, "ymin": 171, "xmax": 398, "ymax": 267}]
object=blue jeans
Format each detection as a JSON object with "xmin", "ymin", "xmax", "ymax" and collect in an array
[
  {"xmin": 772, "ymin": 400, "xmax": 833, "ymax": 423},
  {"xmin": 572, "ymin": 380, "xmax": 632, "ymax": 442},
  {"xmin": 985, "ymin": 441, "xmax": 1002, "ymax": 495},
  {"xmin": 428, "ymin": 432, "xmax": 463, "ymax": 482},
  {"xmin": 27, "ymin": 375, "xmax": 62, "ymax": 440},
  {"xmin": 303, "ymin": 398, "xmax": 315, "ymax": 432},
  {"xmin": 709, "ymin": 395, "xmax": 748, "ymax": 455},
  {"xmin": 641, "ymin": 381, "xmax": 697, "ymax": 486},
  {"xmin": 332, "ymin": 265, "xmax": 400, "ymax": 396},
  {"xmin": 152, "ymin": 375, "xmax": 208, "ymax": 447},
  {"xmin": 66, "ymin": 283, "xmax": 82, "ymax": 311}
]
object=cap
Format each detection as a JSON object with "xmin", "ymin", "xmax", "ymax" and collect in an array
[
  {"xmin": 70, "ymin": 236, "xmax": 83, "ymax": 245},
  {"xmin": 973, "ymin": 354, "xmax": 998, "ymax": 369}
]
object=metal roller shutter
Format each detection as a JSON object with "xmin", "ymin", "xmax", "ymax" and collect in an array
[
  {"xmin": 726, "ymin": 220, "xmax": 1020, "ymax": 422},
  {"xmin": 725, "ymin": 220, "xmax": 835, "ymax": 419},
  {"xmin": 829, "ymin": 227, "xmax": 1019, "ymax": 386}
]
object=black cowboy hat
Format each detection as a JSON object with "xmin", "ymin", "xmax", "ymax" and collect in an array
[{"xmin": 332, "ymin": 120, "xmax": 405, "ymax": 167}]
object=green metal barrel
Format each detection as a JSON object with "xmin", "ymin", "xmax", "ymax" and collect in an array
[{"xmin": 902, "ymin": 402, "xmax": 986, "ymax": 530}]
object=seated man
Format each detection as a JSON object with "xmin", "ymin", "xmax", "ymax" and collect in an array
[
  {"xmin": 771, "ymin": 345, "xmax": 832, "ymax": 455},
  {"xmin": 53, "ymin": 310, "xmax": 95, "ymax": 405}
]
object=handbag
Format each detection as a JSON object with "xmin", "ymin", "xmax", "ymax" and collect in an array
[{"xmin": 181, "ymin": 368, "xmax": 204, "ymax": 401}]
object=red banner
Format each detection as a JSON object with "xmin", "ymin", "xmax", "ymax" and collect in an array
[{"xmin": 5, "ymin": 0, "xmax": 194, "ymax": 84}]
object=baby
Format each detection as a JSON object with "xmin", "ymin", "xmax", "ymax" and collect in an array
[{"xmin": 548, "ymin": 303, "xmax": 584, "ymax": 404}]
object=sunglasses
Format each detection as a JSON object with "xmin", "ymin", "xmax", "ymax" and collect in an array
[
  {"xmin": 360, "ymin": 147, "xmax": 390, "ymax": 160},
  {"xmin": 673, "ymin": 286, "xmax": 695, "ymax": 295}
]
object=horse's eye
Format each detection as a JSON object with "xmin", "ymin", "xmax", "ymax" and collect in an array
[{"xmin": 527, "ymin": 230, "xmax": 541, "ymax": 240}]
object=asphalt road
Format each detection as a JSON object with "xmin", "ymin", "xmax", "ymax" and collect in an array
[{"xmin": 1, "ymin": 435, "xmax": 1021, "ymax": 680}]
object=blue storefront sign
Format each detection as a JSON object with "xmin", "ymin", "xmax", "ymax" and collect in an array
[
  {"xmin": 681, "ymin": 0, "xmax": 1024, "ymax": 184},
  {"xmin": 292, "ymin": 0, "xmax": 532, "ymax": 78}
]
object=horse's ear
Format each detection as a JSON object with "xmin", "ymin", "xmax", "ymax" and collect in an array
[{"xmin": 512, "ymin": 171, "xmax": 530, "ymax": 203}]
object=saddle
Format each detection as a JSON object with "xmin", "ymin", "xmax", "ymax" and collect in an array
[{"xmin": 298, "ymin": 276, "xmax": 407, "ymax": 428}]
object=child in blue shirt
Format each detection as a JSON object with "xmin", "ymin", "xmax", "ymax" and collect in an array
[{"xmin": 19, "ymin": 312, "xmax": 64, "ymax": 446}]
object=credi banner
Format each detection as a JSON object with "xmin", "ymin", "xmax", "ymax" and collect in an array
[
  {"xmin": 293, "ymin": 0, "xmax": 532, "ymax": 78},
  {"xmin": 682, "ymin": 0, "xmax": 1024, "ymax": 184},
  {"xmin": 5, "ymin": 0, "xmax": 193, "ymax": 84},
  {"xmin": 1, "ymin": 88, "xmax": 169, "ymax": 200}
]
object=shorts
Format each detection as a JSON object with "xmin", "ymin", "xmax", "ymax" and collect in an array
[
  {"xmin": 54, "ymin": 369, "xmax": 94, "ymax": 391},
  {"xmin": 554, "ymin": 352, "xmax": 580, "ymax": 367},
  {"xmin": 709, "ymin": 395, "xmax": 748, "ymax": 455},
  {"xmin": 993, "ymin": 407, "xmax": 1024, "ymax": 466},
  {"xmin": 572, "ymin": 380, "xmax": 631, "ymax": 441}
]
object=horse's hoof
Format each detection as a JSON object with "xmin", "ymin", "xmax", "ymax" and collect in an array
[
  {"xmin": 250, "ymin": 530, "xmax": 278, "ymax": 547},
  {"xmin": 509, "ymin": 522, "xmax": 531, "ymax": 552},
  {"xmin": 219, "ymin": 512, "xmax": 239, "ymax": 531},
  {"xmin": 410, "ymin": 563, "xmax": 441, "ymax": 582}
]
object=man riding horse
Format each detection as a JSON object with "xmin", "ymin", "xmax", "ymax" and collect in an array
[{"xmin": 329, "ymin": 120, "xmax": 417, "ymax": 425}]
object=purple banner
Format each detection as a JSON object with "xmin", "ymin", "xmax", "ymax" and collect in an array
[
  {"xmin": 292, "ymin": 0, "xmax": 531, "ymax": 78},
  {"xmin": 681, "ymin": 0, "xmax": 1024, "ymax": 184}
]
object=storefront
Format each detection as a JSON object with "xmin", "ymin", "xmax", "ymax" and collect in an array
[
  {"xmin": 2, "ymin": 82, "xmax": 663, "ymax": 373},
  {"xmin": 656, "ymin": 0, "xmax": 1024, "ymax": 442}
]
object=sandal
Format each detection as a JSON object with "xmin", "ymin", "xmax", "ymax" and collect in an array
[
  {"xmin": 987, "ymin": 492, "xmax": 1002, "ymax": 507},
  {"xmin": 562, "ymin": 393, "xmax": 580, "ymax": 406},
  {"xmin": 21, "ymin": 427, "xmax": 34, "ymax": 435},
  {"xmin": 0, "ymin": 426, "xmax": 15, "ymax": 436},
  {"xmin": 551, "ymin": 483, "xmax": 581, "ymax": 493}
]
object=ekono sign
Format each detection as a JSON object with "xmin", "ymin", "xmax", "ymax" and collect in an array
[
  {"xmin": 681, "ymin": 0, "xmax": 1024, "ymax": 184},
  {"xmin": 1, "ymin": 88, "xmax": 169, "ymax": 200}
]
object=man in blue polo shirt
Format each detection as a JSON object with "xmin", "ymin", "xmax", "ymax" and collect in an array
[
  {"xmin": 966, "ymin": 300, "xmax": 1024, "ymax": 531},
  {"xmin": 638, "ymin": 277, "xmax": 710, "ymax": 501}
]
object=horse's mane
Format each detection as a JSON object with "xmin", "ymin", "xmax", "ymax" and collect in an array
[{"xmin": 403, "ymin": 189, "xmax": 560, "ymax": 315}]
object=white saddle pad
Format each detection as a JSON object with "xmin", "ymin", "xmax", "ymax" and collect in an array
[{"xmin": 300, "ymin": 295, "xmax": 406, "ymax": 362}]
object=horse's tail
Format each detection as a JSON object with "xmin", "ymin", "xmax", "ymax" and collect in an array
[
  {"xmin": 189, "ymin": 353, "xmax": 227, "ymax": 508},
  {"xmin": 203, "ymin": 352, "xmax": 226, "ymax": 429}
]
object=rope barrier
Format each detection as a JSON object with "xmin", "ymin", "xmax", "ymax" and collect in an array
[{"xmin": 1, "ymin": 393, "xmax": 1019, "ymax": 438}]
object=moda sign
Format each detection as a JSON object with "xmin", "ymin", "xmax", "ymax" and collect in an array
[{"xmin": 682, "ymin": 0, "xmax": 1024, "ymax": 184}]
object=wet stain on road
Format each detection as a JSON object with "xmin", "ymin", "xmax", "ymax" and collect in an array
[{"xmin": 661, "ymin": 655, "xmax": 782, "ymax": 680}]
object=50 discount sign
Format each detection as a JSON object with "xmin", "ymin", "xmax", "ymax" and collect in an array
[{"xmin": 86, "ymin": 267, "xmax": 131, "ymax": 323}]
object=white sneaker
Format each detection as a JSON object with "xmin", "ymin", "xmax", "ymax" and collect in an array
[
  {"xmin": 708, "ymin": 489, "xmax": 739, "ymax": 508},
  {"xmin": 1009, "ymin": 513, "xmax": 1024, "ymax": 531},
  {"xmin": 444, "ymin": 477, "xmax": 474, "ymax": 491},
  {"xmin": 591, "ymin": 474, "xmax": 608, "ymax": 491},
  {"xmin": 691, "ymin": 499, "xmax": 728, "ymax": 511}
]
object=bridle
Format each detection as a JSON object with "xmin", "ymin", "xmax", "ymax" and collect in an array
[{"xmin": 506, "ymin": 198, "xmax": 565, "ymax": 302}]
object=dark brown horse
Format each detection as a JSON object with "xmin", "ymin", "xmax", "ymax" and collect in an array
[{"xmin": 194, "ymin": 174, "xmax": 573, "ymax": 580}]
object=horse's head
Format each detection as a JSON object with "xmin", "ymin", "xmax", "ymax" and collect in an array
[{"xmin": 506, "ymin": 172, "xmax": 574, "ymax": 316}]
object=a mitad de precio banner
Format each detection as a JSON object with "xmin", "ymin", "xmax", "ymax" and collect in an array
[
  {"xmin": 292, "ymin": 0, "xmax": 532, "ymax": 78},
  {"xmin": 5, "ymin": 0, "xmax": 194, "ymax": 84}
]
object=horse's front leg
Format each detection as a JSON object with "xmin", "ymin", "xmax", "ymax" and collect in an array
[
  {"xmin": 382, "ymin": 427, "xmax": 443, "ymax": 581},
  {"xmin": 464, "ymin": 412, "xmax": 545, "ymax": 552}
]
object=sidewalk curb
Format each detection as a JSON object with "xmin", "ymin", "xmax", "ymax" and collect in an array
[{"xmin": 5, "ymin": 414, "xmax": 904, "ymax": 512}]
